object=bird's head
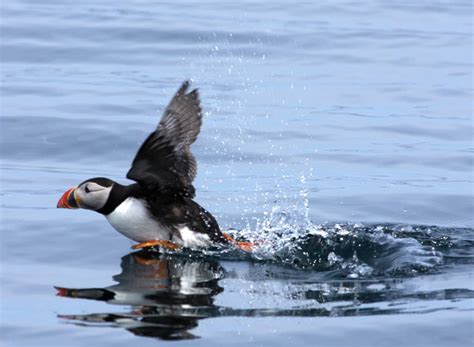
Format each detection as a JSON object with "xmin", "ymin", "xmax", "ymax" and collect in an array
[{"xmin": 57, "ymin": 177, "xmax": 116, "ymax": 212}]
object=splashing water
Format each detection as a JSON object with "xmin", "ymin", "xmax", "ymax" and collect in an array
[
  {"xmin": 165, "ymin": 177, "xmax": 464, "ymax": 278},
  {"xmin": 221, "ymin": 203, "xmax": 442, "ymax": 277}
]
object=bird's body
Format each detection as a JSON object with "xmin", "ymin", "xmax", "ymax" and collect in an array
[
  {"xmin": 57, "ymin": 81, "xmax": 247, "ymax": 251},
  {"xmin": 103, "ymin": 187, "xmax": 225, "ymax": 248},
  {"xmin": 106, "ymin": 197, "xmax": 170, "ymax": 243}
]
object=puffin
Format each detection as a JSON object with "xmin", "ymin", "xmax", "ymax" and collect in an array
[{"xmin": 57, "ymin": 81, "xmax": 251, "ymax": 251}]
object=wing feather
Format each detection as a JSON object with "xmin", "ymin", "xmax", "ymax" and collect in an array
[{"xmin": 126, "ymin": 81, "xmax": 202, "ymax": 198}]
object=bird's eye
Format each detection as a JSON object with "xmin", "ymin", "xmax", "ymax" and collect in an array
[{"xmin": 85, "ymin": 185, "xmax": 91, "ymax": 193}]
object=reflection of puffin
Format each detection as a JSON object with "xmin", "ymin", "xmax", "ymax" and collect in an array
[
  {"xmin": 56, "ymin": 250, "xmax": 224, "ymax": 340},
  {"xmin": 57, "ymin": 81, "xmax": 252, "ymax": 251}
]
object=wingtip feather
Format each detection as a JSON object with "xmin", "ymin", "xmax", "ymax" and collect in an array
[{"xmin": 177, "ymin": 80, "xmax": 190, "ymax": 95}]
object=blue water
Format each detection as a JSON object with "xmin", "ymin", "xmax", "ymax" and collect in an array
[{"xmin": 1, "ymin": 1, "xmax": 473, "ymax": 346}]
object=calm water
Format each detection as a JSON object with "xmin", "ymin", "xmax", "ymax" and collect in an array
[{"xmin": 1, "ymin": 1, "xmax": 473, "ymax": 346}]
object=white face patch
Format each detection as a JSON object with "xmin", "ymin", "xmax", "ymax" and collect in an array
[{"xmin": 76, "ymin": 182, "xmax": 112, "ymax": 211}]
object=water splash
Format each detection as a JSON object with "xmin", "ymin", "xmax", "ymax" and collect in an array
[{"xmin": 220, "ymin": 203, "xmax": 444, "ymax": 277}]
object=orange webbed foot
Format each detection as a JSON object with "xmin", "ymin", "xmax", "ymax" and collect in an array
[
  {"xmin": 223, "ymin": 232, "xmax": 257, "ymax": 252},
  {"xmin": 132, "ymin": 240, "xmax": 180, "ymax": 251},
  {"xmin": 236, "ymin": 241, "xmax": 255, "ymax": 252}
]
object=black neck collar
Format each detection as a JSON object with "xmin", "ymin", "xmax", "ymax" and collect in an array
[{"xmin": 96, "ymin": 183, "xmax": 141, "ymax": 215}]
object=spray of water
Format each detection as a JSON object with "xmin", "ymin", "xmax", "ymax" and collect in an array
[{"xmin": 219, "ymin": 191, "xmax": 443, "ymax": 277}]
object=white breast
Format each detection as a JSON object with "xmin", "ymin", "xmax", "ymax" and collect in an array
[{"xmin": 105, "ymin": 197, "xmax": 170, "ymax": 242}]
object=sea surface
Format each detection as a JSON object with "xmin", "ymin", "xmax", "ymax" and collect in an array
[{"xmin": 1, "ymin": 1, "xmax": 473, "ymax": 346}]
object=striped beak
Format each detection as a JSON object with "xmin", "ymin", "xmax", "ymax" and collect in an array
[{"xmin": 57, "ymin": 187, "xmax": 80, "ymax": 209}]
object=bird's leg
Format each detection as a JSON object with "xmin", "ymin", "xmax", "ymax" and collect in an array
[
  {"xmin": 223, "ymin": 233, "xmax": 234, "ymax": 242},
  {"xmin": 223, "ymin": 232, "xmax": 256, "ymax": 252},
  {"xmin": 132, "ymin": 240, "xmax": 180, "ymax": 251}
]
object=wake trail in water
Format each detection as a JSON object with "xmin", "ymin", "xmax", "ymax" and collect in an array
[
  {"xmin": 172, "ymin": 198, "xmax": 473, "ymax": 279},
  {"xmin": 221, "ymin": 205, "xmax": 440, "ymax": 276}
]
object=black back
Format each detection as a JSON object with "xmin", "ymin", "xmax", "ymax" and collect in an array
[{"xmin": 146, "ymin": 197, "xmax": 226, "ymax": 243}]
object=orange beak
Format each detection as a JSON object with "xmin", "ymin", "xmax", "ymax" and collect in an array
[
  {"xmin": 57, "ymin": 187, "xmax": 80, "ymax": 209},
  {"xmin": 54, "ymin": 286, "xmax": 69, "ymax": 297},
  {"xmin": 54, "ymin": 286, "xmax": 77, "ymax": 297}
]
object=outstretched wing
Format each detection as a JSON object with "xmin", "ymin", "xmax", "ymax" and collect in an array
[{"xmin": 126, "ymin": 81, "xmax": 202, "ymax": 198}]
